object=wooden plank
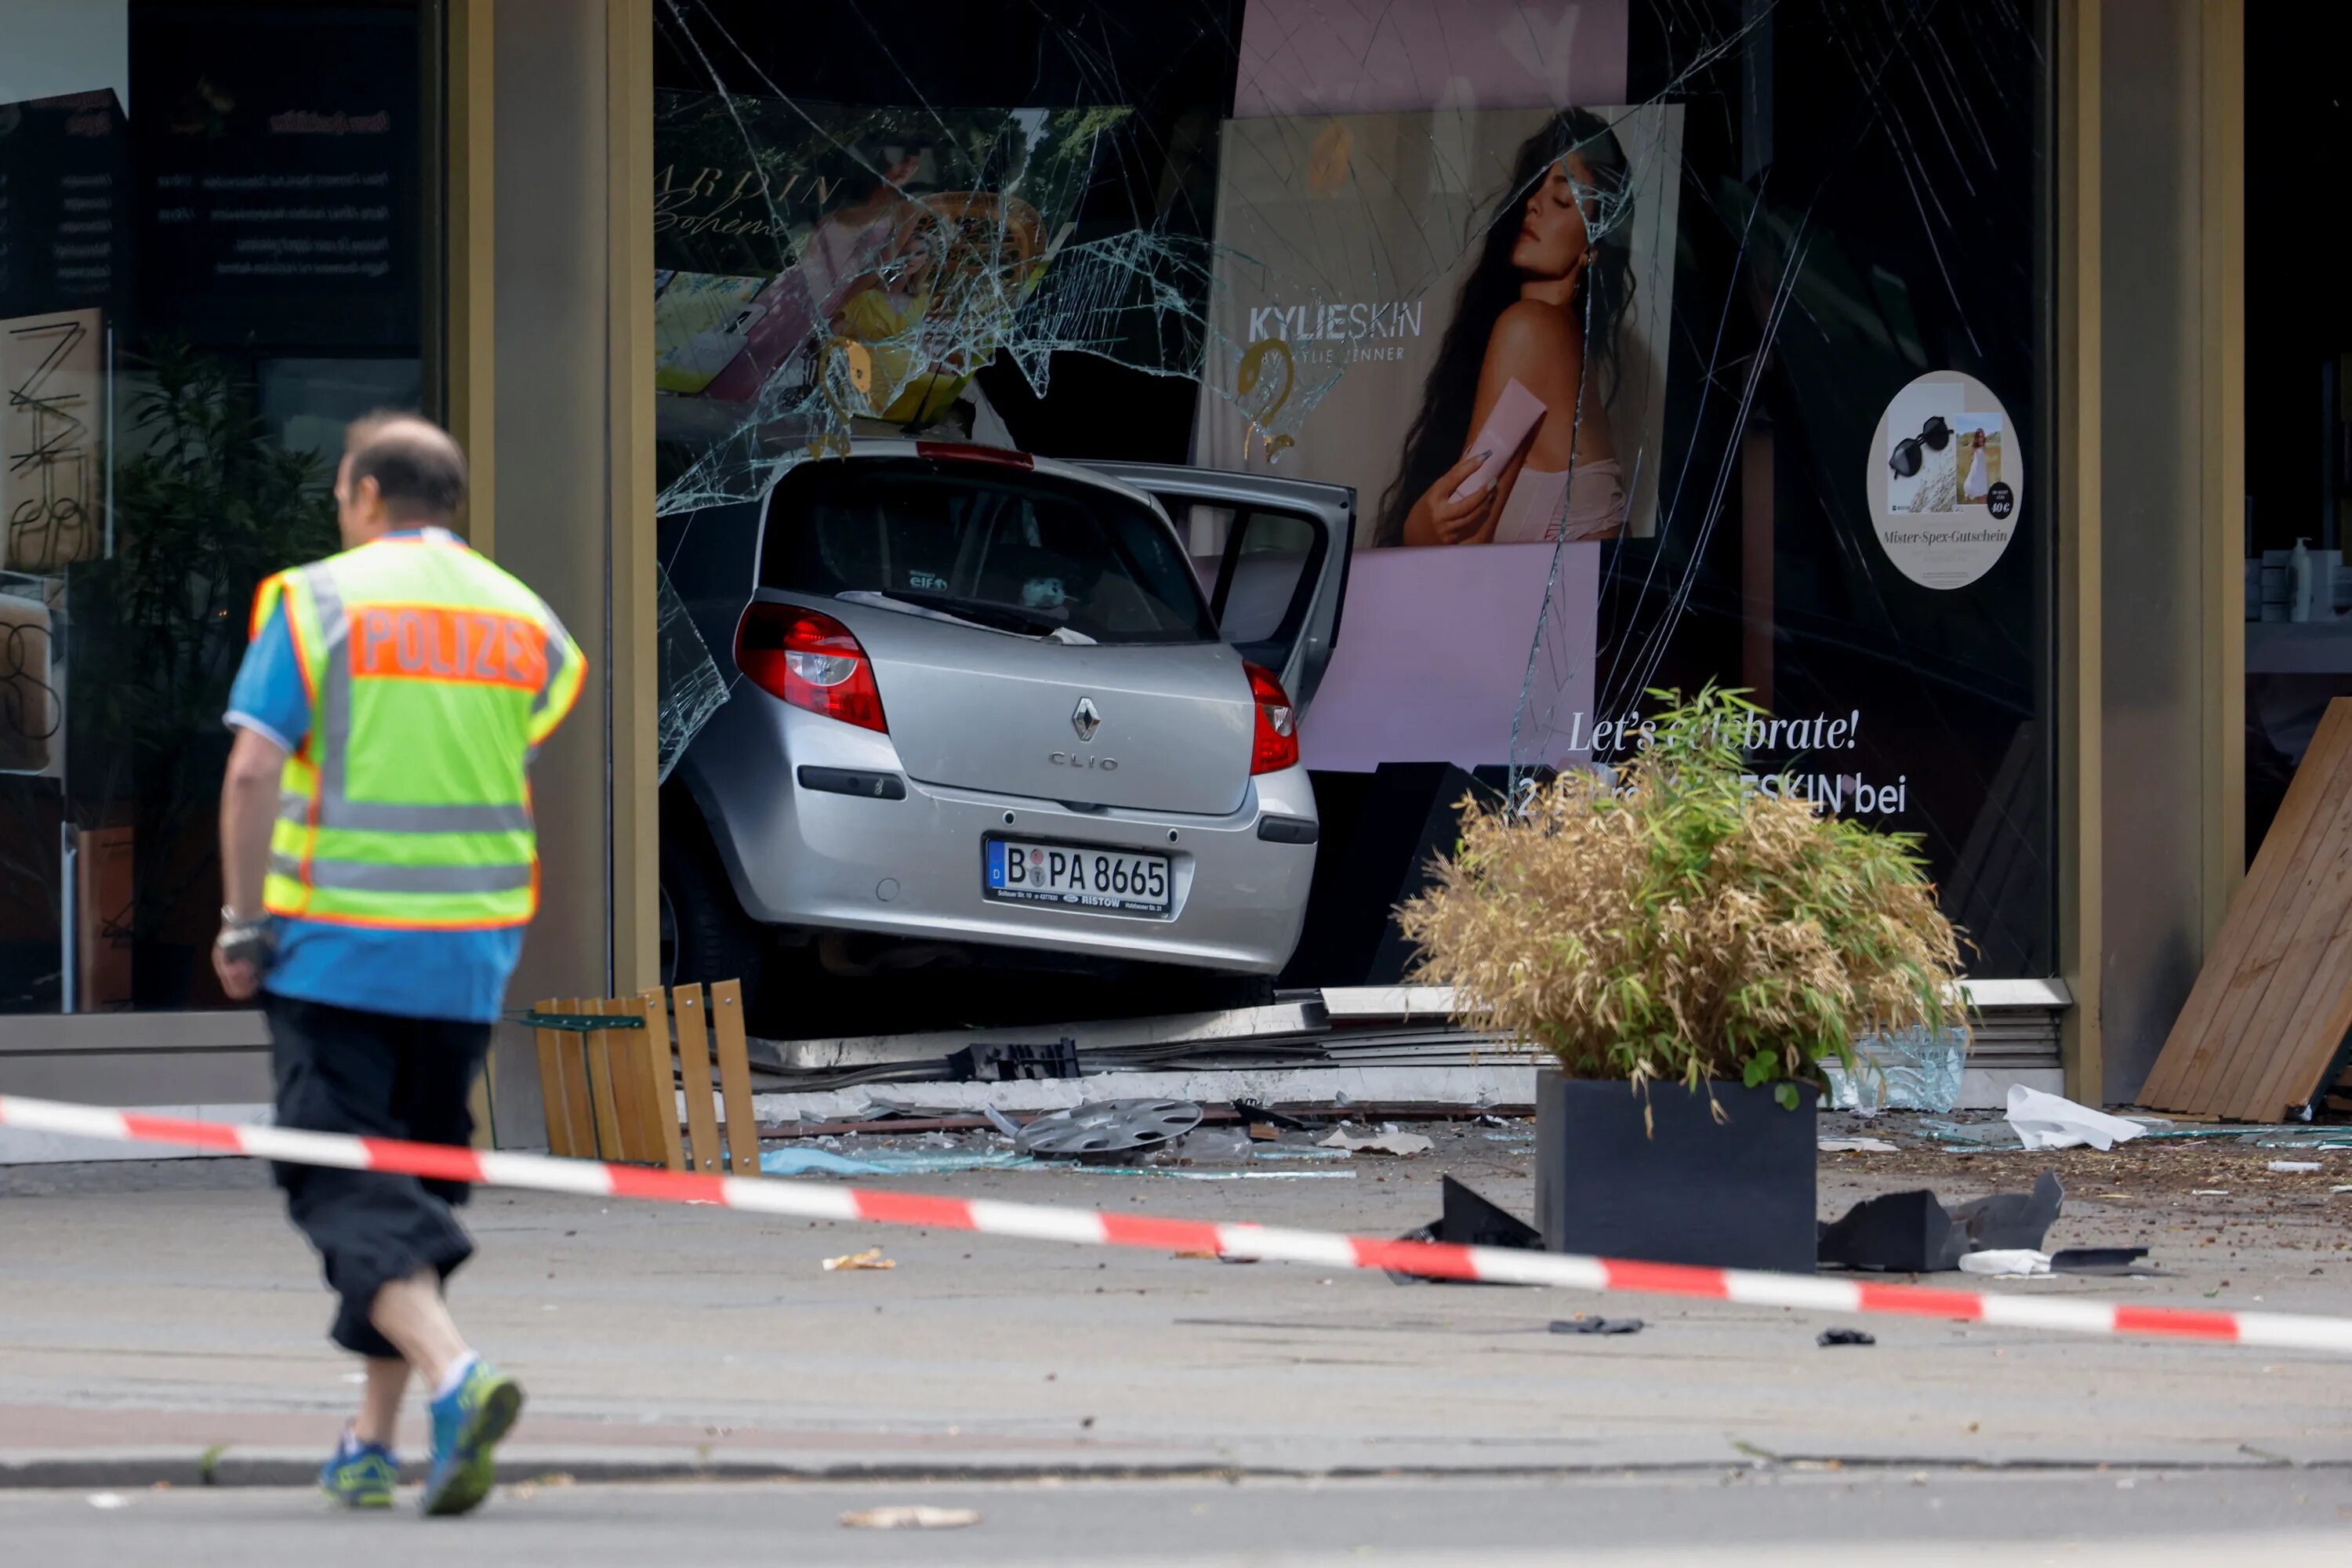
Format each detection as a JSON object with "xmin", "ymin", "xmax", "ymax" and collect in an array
[
  {"xmin": 532, "ymin": 995, "xmax": 577, "ymax": 1157},
  {"xmin": 637, "ymin": 987, "xmax": 687, "ymax": 1171},
  {"xmin": 671, "ymin": 983, "xmax": 724, "ymax": 1173},
  {"xmin": 608, "ymin": 992, "xmax": 666, "ymax": 1164},
  {"xmin": 2165, "ymin": 710, "xmax": 2352, "ymax": 1112},
  {"xmin": 581, "ymin": 996, "xmax": 627, "ymax": 1162},
  {"xmin": 545, "ymin": 996, "xmax": 601, "ymax": 1157},
  {"xmin": 709, "ymin": 978, "xmax": 760, "ymax": 1176},
  {"xmin": 2234, "ymin": 909, "xmax": 2352, "ymax": 1122},
  {"xmin": 2183, "ymin": 770, "xmax": 2352, "ymax": 1113},
  {"xmin": 2233, "ymin": 841, "xmax": 2352, "ymax": 1123},
  {"xmin": 2145, "ymin": 701, "xmax": 2352, "ymax": 1105}
]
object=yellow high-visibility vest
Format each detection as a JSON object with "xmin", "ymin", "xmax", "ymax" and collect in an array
[{"xmin": 252, "ymin": 527, "xmax": 586, "ymax": 930}]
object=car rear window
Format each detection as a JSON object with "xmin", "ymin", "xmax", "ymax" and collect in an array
[{"xmin": 760, "ymin": 457, "xmax": 1220, "ymax": 646}]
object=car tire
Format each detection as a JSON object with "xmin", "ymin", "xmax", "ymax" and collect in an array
[{"xmin": 659, "ymin": 823, "xmax": 771, "ymax": 1011}]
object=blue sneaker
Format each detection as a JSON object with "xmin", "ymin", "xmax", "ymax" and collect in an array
[
  {"xmin": 319, "ymin": 1428, "xmax": 399, "ymax": 1509},
  {"xmin": 419, "ymin": 1359, "xmax": 524, "ymax": 1517}
]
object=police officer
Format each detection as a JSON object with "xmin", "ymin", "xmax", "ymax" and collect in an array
[{"xmin": 213, "ymin": 412, "xmax": 584, "ymax": 1516}]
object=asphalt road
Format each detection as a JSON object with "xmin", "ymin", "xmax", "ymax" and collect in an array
[{"xmin": 7, "ymin": 1469, "xmax": 2350, "ymax": 1566}]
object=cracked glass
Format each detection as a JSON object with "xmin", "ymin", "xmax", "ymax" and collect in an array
[{"xmin": 652, "ymin": 0, "xmax": 2054, "ymax": 976}]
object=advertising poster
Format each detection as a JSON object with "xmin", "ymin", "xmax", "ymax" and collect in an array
[
  {"xmin": 1197, "ymin": 103, "xmax": 1682, "ymax": 772},
  {"xmin": 652, "ymin": 89, "xmax": 1125, "ymax": 452}
]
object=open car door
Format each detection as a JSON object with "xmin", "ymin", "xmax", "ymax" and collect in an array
[{"xmin": 1077, "ymin": 462, "xmax": 1355, "ymax": 713}]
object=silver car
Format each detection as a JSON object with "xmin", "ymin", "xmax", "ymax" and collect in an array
[{"xmin": 659, "ymin": 440, "xmax": 1352, "ymax": 997}]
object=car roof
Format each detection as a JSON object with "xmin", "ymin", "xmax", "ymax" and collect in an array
[{"xmin": 821, "ymin": 437, "xmax": 1169, "ymax": 519}]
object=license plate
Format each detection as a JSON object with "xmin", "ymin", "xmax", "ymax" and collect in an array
[{"xmin": 985, "ymin": 838, "xmax": 1171, "ymax": 913}]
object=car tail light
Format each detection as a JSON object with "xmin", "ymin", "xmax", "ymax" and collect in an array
[
  {"xmin": 735, "ymin": 604, "xmax": 887, "ymax": 733},
  {"xmin": 1246, "ymin": 662, "xmax": 1298, "ymax": 775}
]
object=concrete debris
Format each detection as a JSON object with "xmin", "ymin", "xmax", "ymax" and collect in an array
[
  {"xmin": 1319, "ymin": 1127, "xmax": 1434, "ymax": 1156},
  {"xmin": 839, "ymin": 1505, "xmax": 982, "ymax": 1530}
]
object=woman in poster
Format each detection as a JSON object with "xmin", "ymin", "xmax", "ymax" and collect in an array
[
  {"xmin": 1962, "ymin": 429, "xmax": 1991, "ymax": 503},
  {"xmin": 1375, "ymin": 110, "xmax": 1635, "ymax": 548}
]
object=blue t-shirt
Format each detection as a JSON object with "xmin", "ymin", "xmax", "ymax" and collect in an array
[{"xmin": 225, "ymin": 591, "xmax": 526, "ymax": 1025}]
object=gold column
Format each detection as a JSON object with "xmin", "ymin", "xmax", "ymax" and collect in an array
[
  {"xmin": 2198, "ymin": 0, "xmax": 2245, "ymax": 942},
  {"xmin": 2057, "ymin": 0, "xmax": 2103, "ymax": 1103},
  {"xmin": 606, "ymin": 0, "xmax": 659, "ymax": 996}
]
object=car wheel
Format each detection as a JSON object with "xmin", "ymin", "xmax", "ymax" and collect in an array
[{"xmin": 659, "ymin": 826, "xmax": 770, "ymax": 1010}]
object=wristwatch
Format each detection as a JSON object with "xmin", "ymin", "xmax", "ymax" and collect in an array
[{"xmin": 216, "ymin": 906, "xmax": 273, "ymax": 968}]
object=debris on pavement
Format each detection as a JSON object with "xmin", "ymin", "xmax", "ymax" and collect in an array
[
  {"xmin": 1958, "ymin": 1248, "xmax": 2053, "ymax": 1277},
  {"xmin": 2049, "ymin": 1247, "xmax": 2154, "ymax": 1276},
  {"xmin": 1818, "ymin": 1137, "xmax": 1900, "ymax": 1153},
  {"xmin": 1232, "ymin": 1098, "xmax": 1314, "ymax": 1131},
  {"xmin": 1820, "ymin": 1025, "xmax": 1965, "ymax": 1113},
  {"xmin": 2005, "ymin": 1085, "xmax": 2147, "ymax": 1152},
  {"xmin": 822, "ymin": 1247, "xmax": 895, "ymax": 1272},
  {"xmin": 1389, "ymin": 1176, "xmax": 1541, "ymax": 1284},
  {"xmin": 1319, "ymin": 1127, "xmax": 1435, "ymax": 1156},
  {"xmin": 760, "ymin": 1145, "xmax": 1030, "ymax": 1178},
  {"xmin": 840, "ymin": 1505, "xmax": 984, "ymax": 1530},
  {"xmin": 949, "ymin": 1037, "xmax": 1079, "ymax": 1082},
  {"xmin": 1551, "ymin": 1316, "xmax": 1644, "ymax": 1335},
  {"xmin": 1816, "ymin": 1327, "xmax": 1876, "ymax": 1346},
  {"xmin": 2269, "ymin": 1160, "xmax": 2322, "ymax": 1173},
  {"xmin": 1016, "ymin": 1098, "xmax": 1203, "ymax": 1160},
  {"xmin": 1817, "ymin": 1173, "xmax": 2065, "ymax": 1273}
]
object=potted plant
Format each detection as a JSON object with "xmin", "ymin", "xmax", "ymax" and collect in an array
[{"xmin": 1396, "ymin": 685, "xmax": 1967, "ymax": 1273}]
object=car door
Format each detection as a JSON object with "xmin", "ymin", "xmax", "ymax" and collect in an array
[{"xmin": 1076, "ymin": 462, "xmax": 1355, "ymax": 713}]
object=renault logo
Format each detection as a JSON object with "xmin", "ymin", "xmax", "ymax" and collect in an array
[{"xmin": 1071, "ymin": 696, "xmax": 1102, "ymax": 742}]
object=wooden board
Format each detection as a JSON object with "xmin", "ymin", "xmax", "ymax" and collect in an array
[
  {"xmin": 670, "ymin": 983, "xmax": 725, "ymax": 1173},
  {"xmin": 581, "ymin": 997, "xmax": 628, "ymax": 1160},
  {"xmin": 2144, "ymin": 702, "xmax": 2352, "ymax": 1105},
  {"xmin": 535, "ymin": 995, "xmax": 596, "ymax": 1157},
  {"xmin": 709, "ymin": 978, "xmax": 760, "ymax": 1176},
  {"xmin": 605, "ymin": 993, "xmax": 665, "ymax": 1164},
  {"xmin": 635, "ymin": 987, "xmax": 686, "ymax": 1171},
  {"xmin": 2142, "ymin": 699, "xmax": 2352, "ymax": 1119}
]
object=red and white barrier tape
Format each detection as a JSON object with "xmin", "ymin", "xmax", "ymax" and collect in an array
[{"xmin": 6, "ymin": 1091, "xmax": 2349, "ymax": 1354}]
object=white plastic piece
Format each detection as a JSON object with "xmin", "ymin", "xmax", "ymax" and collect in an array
[
  {"xmin": 1959, "ymin": 1249, "xmax": 2053, "ymax": 1278},
  {"xmin": 2004, "ymin": 1084, "xmax": 2147, "ymax": 1152}
]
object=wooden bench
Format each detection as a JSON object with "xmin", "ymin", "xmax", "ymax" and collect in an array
[{"xmin": 532, "ymin": 980, "xmax": 760, "ymax": 1174}]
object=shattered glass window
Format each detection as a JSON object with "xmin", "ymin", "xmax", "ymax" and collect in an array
[
  {"xmin": 655, "ymin": 563, "xmax": 730, "ymax": 782},
  {"xmin": 652, "ymin": 0, "xmax": 2054, "ymax": 976}
]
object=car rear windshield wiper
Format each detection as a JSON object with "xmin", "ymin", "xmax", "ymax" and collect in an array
[{"xmin": 837, "ymin": 590, "xmax": 1094, "ymax": 644}]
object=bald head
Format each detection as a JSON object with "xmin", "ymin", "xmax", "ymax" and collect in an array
[{"xmin": 336, "ymin": 412, "xmax": 467, "ymax": 546}]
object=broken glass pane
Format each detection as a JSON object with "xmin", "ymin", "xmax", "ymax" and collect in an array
[
  {"xmin": 655, "ymin": 561, "xmax": 731, "ymax": 784},
  {"xmin": 653, "ymin": 0, "xmax": 2056, "ymax": 975}
]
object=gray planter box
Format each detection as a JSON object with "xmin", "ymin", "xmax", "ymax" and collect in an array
[{"xmin": 1533, "ymin": 1070, "xmax": 1818, "ymax": 1274}]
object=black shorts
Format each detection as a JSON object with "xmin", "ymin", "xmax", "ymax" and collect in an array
[{"xmin": 263, "ymin": 993, "xmax": 493, "ymax": 1359}]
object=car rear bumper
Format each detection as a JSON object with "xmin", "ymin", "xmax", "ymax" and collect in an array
[{"xmin": 688, "ymin": 705, "xmax": 1318, "ymax": 974}]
